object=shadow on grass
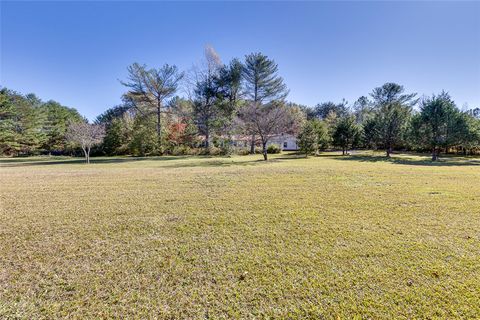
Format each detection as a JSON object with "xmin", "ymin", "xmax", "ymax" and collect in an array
[
  {"xmin": 0, "ymin": 155, "xmax": 278, "ymax": 168},
  {"xmin": 4, "ymin": 152, "xmax": 476, "ymax": 168},
  {"xmin": 333, "ymin": 154, "xmax": 480, "ymax": 167},
  {"xmin": 0, "ymin": 156, "xmax": 191, "ymax": 167}
]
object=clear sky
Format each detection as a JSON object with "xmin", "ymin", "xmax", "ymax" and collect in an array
[{"xmin": 1, "ymin": 1, "xmax": 479, "ymax": 120}]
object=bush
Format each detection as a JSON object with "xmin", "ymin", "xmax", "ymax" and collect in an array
[
  {"xmin": 234, "ymin": 148, "xmax": 251, "ymax": 156},
  {"xmin": 208, "ymin": 146, "xmax": 224, "ymax": 156},
  {"xmin": 170, "ymin": 145, "xmax": 191, "ymax": 156},
  {"xmin": 267, "ymin": 144, "xmax": 281, "ymax": 154}
]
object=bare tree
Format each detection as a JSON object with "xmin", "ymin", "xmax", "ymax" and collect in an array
[
  {"xmin": 237, "ymin": 101, "xmax": 300, "ymax": 160},
  {"xmin": 66, "ymin": 122, "xmax": 105, "ymax": 164},
  {"xmin": 121, "ymin": 63, "xmax": 184, "ymax": 152}
]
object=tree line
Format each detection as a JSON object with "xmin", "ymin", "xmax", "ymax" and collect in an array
[
  {"xmin": 0, "ymin": 88, "xmax": 84, "ymax": 156},
  {"xmin": 1, "ymin": 46, "xmax": 479, "ymax": 161}
]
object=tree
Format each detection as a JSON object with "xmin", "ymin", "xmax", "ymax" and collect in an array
[
  {"xmin": 312, "ymin": 119, "xmax": 330, "ymax": 150},
  {"xmin": 95, "ymin": 103, "xmax": 135, "ymax": 155},
  {"xmin": 121, "ymin": 63, "xmax": 184, "ymax": 153},
  {"xmin": 0, "ymin": 88, "xmax": 46, "ymax": 155},
  {"xmin": 297, "ymin": 121, "xmax": 317, "ymax": 157},
  {"xmin": 297, "ymin": 119, "xmax": 330, "ymax": 157},
  {"xmin": 217, "ymin": 58, "xmax": 244, "ymax": 112},
  {"xmin": 311, "ymin": 100, "xmax": 349, "ymax": 120},
  {"xmin": 66, "ymin": 122, "xmax": 105, "ymax": 164},
  {"xmin": 243, "ymin": 52, "xmax": 288, "ymax": 103},
  {"xmin": 370, "ymin": 83, "xmax": 417, "ymax": 157},
  {"xmin": 410, "ymin": 92, "xmax": 461, "ymax": 160},
  {"xmin": 352, "ymin": 96, "xmax": 373, "ymax": 124},
  {"xmin": 41, "ymin": 100, "xmax": 83, "ymax": 154},
  {"xmin": 362, "ymin": 117, "xmax": 379, "ymax": 149},
  {"xmin": 237, "ymin": 101, "xmax": 299, "ymax": 160},
  {"xmin": 191, "ymin": 46, "xmax": 225, "ymax": 149},
  {"xmin": 332, "ymin": 116, "xmax": 362, "ymax": 155},
  {"xmin": 243, "ymin": 52, "xmax": 289, "ymax": 153},
  {"xmin": 216, "ymin": 58, "xmax": 244, "ymax": 139},
  {"xmin": 467, "ymin": 107, "xmax": 480, "ymax": 119},
  {"xmin": 453, "ymin": 112, "xmax": 480, "ymax": 155}
]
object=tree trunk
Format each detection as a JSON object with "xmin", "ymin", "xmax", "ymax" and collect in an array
[
  {"xmin": 157, "ymin": 103, "xmax": 162, "ymax": 152},
  {"xmin": 431, "ymin": 147, "xmax": 438, "ymax": 161},
  {"xmin": 205, "ymin": 131, "xmax": 210, "ymax": 149},
  {"xmin": 82, "ymin": 146, "xmax": 88, "ymax": 164},
  {"xmin": 250, "ymin": 135, "xmax": 255, "ymax": 154},
  {"xmin": 342, "ymin": 148, "xmax": 346, "ymax": 155},
  {"xmin": 386, "ymin": 145, "xmax": 392, "ymax": 158},
  {"xmin": 262, "ymin": 142, "xmax": 268, "ymax": 161}
]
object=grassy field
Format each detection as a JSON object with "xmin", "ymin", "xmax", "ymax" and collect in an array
[{"xmin": 1, "ymin": 152, "xmax": 479, "ymax": 319}]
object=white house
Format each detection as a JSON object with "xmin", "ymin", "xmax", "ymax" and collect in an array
[
  {"xmin": 267, "ymin": 134, "xmax": 299, "ymax": 151},
  {"xmin": 231, "ymin": 134, "xmax": 299, "ymax": 151}
]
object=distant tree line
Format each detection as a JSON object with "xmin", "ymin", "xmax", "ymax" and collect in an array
[
  {"xmin": 0, "ymin": 88, "xmax": 84, "ymax": 156},
  {"xmin": 297, "ymin": 84, "xmax": 480, "ymax": 160},
  {"xmin": 1, "ymin": 47, "xmax": 479, "ymax": 161}
]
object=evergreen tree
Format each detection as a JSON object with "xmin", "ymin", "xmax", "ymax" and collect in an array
[
  {"xmin": 242, "ymin": 52, "xmax": 289, "ymax": 153},
  {"xmin": 370, "ymin": 83, "xmax": 417, "ymax": 157},
  {"xmin": 0, "ymin": 89, "xmax": 46, "ymax": 155},
  {"xmin": 121, "ymin": 63, "xmax": 184, "ymax": 153},
  {"xmin": 410, "ymin": 92, "xmax": 460, "ymax": 160},
  {"xmin": 41, "ymin": 100, "xmax": 83, "ymax": 153},
  {"xmin": 332, "ymin": 116, "xmax": 362, "ymax": 155},
  {"xmin": 297, "ymin": 121, "xmax": 317, "ymax": 157}
]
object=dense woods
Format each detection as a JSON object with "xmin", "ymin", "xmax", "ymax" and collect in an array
[
  {"xmin": 0, "ymin": 88, "xmax": 84, "ymax": 156},
  {"xmin": 1, "ymin": 47, "xmax": 479, "ymax": 160}
]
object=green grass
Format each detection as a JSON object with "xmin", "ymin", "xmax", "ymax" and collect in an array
[{"xmin": 1, "ymin": 152, "xmax": 479, "ymax": 319}]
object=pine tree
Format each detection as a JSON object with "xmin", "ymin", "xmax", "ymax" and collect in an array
[{"xmin": 242, "ymin": 52, "xmax": 289, "ymax": 153}]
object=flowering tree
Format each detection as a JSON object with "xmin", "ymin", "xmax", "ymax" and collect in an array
[{"xmin": 66, "ymin": 122, "xmax": 105, "ymax": 164}]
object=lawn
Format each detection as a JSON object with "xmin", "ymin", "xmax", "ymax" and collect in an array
[{"xmin": 1, "ymin": 152, "xmax": 479, "ymax": 319}]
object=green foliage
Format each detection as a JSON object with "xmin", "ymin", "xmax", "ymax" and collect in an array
[
  {"xmin": 311, "ymin": 119, "xmax": 330, "ymax": 150},
  {"xmin": 297, "ymin": 119, "xmax": 331, "ymax": 156},
  {"xmin": 267, "ymin": 144, "xmax": 281, "ymax": 154},
  {"xmin": 0, "ymin": 88, "xmax": 81, "ymax": 156},
  {"xmin": 297, "ymin": 121, "xmax": 317, "ymax": 156},
  {"xmin": 369, "ymin": 83, "xmax": 417, "ymax": 157},
  {"xmin": 121, "ymin": 62, "xmax": 184, "ymax": 151},
  {"xmin": 41, "ymin": 100, "xmax": 84, "ymax": 153},
  {"xmin": 332, "ymin": 116, "xmax": 362, "ymax": 155},
  {"xmin": 352, "ymin": 96, "xmax": 374, "ymax": 124},
  {"xmin": 311, "ymin": 100, "xmax": 349, "ymax": 120},
  {"xmin": 243, "ymin": 52, "xmax": 288, "ymax": 103},
  {"xmin": 408, "ymin": 92, "xmax": 480, "ymax": 158},
  {"xmin": 170, "ymin": 145, "xmax": 192, "ymax": 156},
  {"xmin": 128, "ymin": 115, "xmax": 158, "ymax": 156},
  {"xmin": 193, "ymin": 50, "xmax": 242, "ymax": 149},
  {"xmin": 3, "ymin": 59, "xmax": 480, "ymax": 160}
]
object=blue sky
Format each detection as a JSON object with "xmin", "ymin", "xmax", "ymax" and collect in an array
[{"xmin": 1, "ymin": 1, "xmax": 479, "ymax": 120}]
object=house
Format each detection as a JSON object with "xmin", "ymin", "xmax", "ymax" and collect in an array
[
  {"xmin": 267, "ymin": 134, "xmax": 299, "ymax": 151},
  {"xmin": 230, "ymin": 134, "xmax": 299, "ymax": 151}
]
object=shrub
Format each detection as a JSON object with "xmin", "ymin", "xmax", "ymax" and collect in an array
[
  {"xmin": 234, "ymin": 148, "xmax": 251, "ymax": 156},
  {"xmin": 267, "ymin": 144, "xmax": 281, "ymax": 154},
  {"xmin": 197, "ymin": 146, "xmax": 225, "ymax": 156},
  {"xmin": 170, "ymin": 145, "xmax": 191, "ymax": 156},
  {"xmin": 208, "ymin": 146, "xmax": 224, "ymax": 156}
]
